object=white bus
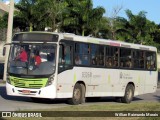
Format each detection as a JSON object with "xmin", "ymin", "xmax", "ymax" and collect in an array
[{"xmin": 5, "ymin": 32, "xmax": 158, "ymax": 105}]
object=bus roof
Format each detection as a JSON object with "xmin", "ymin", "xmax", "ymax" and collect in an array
[
  {"xmin": 13, "ymin": 32, "xmax": 157, "ymax": 52},
  {"xmin": 62, "ymin": 33, "xmax": 157, "ymax": 52}
]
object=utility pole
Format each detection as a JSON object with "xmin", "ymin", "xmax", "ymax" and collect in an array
[{"xmin": 3, "ymin": 0, "xmax": 14, "ymax": 81}]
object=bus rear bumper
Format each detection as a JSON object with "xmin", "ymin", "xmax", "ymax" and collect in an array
[{"xmin": 6, "ymin": 82, "xmax": 57, "ymax": 98}]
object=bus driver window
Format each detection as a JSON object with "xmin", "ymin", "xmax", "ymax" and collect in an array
[{"xmin": 59, "ymin": 44, "xmax": 72, "ymax": 71}]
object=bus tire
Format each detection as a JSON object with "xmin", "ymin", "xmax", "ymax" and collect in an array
[
  {"xmin": 121, "ymin": 84, "xmax": 134, "ymax": 103},
  {"xmin": 80, "ymin": 84, "xmax": 86, "ymax": 104},
  {"xmin": 68, "ymin": 83, "xmax": 82, "ymax": 105}
]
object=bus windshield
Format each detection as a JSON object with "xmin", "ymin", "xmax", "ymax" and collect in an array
[{"xmin": 8, "ymin": 44, "xmax": 56, "ymax": 76}]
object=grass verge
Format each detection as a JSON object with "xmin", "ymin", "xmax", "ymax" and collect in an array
[{"xmin": 1, "ymin": 102, "xmax": 160, "ymax": 120}]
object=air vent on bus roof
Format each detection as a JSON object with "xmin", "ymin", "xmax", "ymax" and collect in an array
[{"xmin": 63, "ymin": 33, "xmax": 75, "ymax": 40}]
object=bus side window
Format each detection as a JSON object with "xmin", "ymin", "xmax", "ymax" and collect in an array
[
  {"xmin": 75, "ymin": 43, "xmax": 90, "ymax": 66},
  {"xmin": 91, "ymin": 44, "xmax": 98, "ymax": 66},
  {"xmin": 133, "ymin": 50, "xmax": 144, "ymax": 69},
  {"xmin": 105, "ymin": 46, "xmax": 119, "ymax": 68},
  {"xmin": 146, "ymin": 52, "xmax": 156, "ymax": 70},
  {"xmin": 58, "ymin": 44, "xmax": 73, "ymax": 72},
  {"xmin": 66, "ymin": 46, "xmax": 72, "ymax": 64},
  {"xmin": 82, "ymin": 44, "xmax": 90, "ymax": 65}
]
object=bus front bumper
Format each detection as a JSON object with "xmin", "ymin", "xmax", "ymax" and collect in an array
[{"xmin": 6, "ymin": 82, "xmax": 57, "ymax": 98}]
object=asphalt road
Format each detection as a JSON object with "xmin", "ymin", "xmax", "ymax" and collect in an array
[{"xmin": 0, "ymin": 84, "xmax": 159, "ymax": 111}]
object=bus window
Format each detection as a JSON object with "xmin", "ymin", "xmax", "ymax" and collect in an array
[
  {"xmin": 98, "ymin": 46, "xmax": 104, "ymax": 66},
  {"xmin": 29, "ymin": 45, "xmax": 56, "ymax": 74},
  {"xmin": 59, "ymin": 44, "xmax": 72, "ymax": 71},
  {"xmin": 8, "ymin": 44, "xmax": 56, "ymax": 75},
  {"xmin": 64, "ymin": 46, "xmax": 72, "ymax": 64},
  {"xmin": 146, "ymin": 52, "xmax": 156, "ymax": 70},
  {"xmin": 133, "ymin": 50, "xmax": 145, "ymax": 69},
  {"xmin": 105, "ymin": 46, "xmax": 119, "ymax": 67},
  {"xmin": 75, "ymin": 43, "xmax": 90, "ymax": 66},
  {"xmin": 82, "ymin": 44, "xmax": 90, "ymax": 65},
  {"xmin": 91, "ymin": 44, "xmax": 98, "ymax": 65},
  {"xmin": 91, "ymin": 45, "xmax": 104, "ymax": 66},
  {"xmin": 120, "ymin": 48, "xmax": 132, "ymax": 68}
]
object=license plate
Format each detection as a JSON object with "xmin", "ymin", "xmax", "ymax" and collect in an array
[{"xmin": 22, "ymin": 90, "xmax": 30, "ymax": 94}]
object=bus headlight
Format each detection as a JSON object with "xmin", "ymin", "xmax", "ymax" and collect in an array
[
  {"xmin": 6, "ymin": 74, "xmax": 11, "ymax": 84},
  {"xmin": 46, "ymin": 75, "xmax": 54, "ymax": 86}
]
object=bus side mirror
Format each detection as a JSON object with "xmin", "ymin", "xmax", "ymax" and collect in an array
[{"xmin": 3, "ymin": 47, "xmax": 6, "ymax": 56}]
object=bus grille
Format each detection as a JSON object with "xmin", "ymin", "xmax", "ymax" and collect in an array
[{"xmin": 9, "ymin": 76, "xmax": 48, "ymax": 89}]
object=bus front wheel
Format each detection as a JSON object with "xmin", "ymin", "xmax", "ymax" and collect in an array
[
  {"xmin": 121, "ymin": 84, "xmax": 134, "ymax": 103},
  {"xmin": 68, "ymin": 83, "xmax": 82, "ymax": 105},
  {"xmin": 80, "ymin": 84, "xmax": 86, "ymax": 104}
]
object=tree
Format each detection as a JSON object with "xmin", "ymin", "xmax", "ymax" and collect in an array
[
  {"xmin": 61, "ymin": 0, "xmax": 105, "ymax": 36},
  {"xmin": 14, "ymin": 0, "xmax": 105, "ymax": 34},
  {"xmin": 114, "ymin": 9, "xmax": 148, "ymax": 44},
  {"xmin": 113, "ymin": 9, "xmax": 160, "ymax": 48},
  {"xmin": 108, "ymin": 5, "xmax": 123, "ymax": 39},
  {"xmin": 125, "ymin": 9, "xmax": 148, "ymax": 43},
  {"xmin": 89, "ymin": 16, "xmax": 109, "ymax": 38},
  {"xmin": 13, "ymin": 0, "xmax": 160, "ymax": 51},
  {"xmin": 35, "ymin": 0, "xmax": 67, "ymax": 32},
  {"xmin": 14, "ymin": 0, "xmax": 44, "ymax": 31},
  {"xmin": 87, "ymin": 6, "xmax": 106, "ymax": 37},
  {"xmin": 0, "ymin": 13, "xmax": 8, "ymax": 29}
]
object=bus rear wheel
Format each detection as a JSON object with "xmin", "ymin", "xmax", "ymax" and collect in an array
[
  {"xmin": 121, "ymin": 84, "xmax": 134, "ymax": 103},
  {"xmin": 68, "ymin": 83, "xmax": 82, "ymax": 105}
]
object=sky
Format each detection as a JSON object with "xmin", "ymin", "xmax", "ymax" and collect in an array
[
  {"xmin": 2, "ymin": 0, "xmax": 160, "ymax": 24},
  {"xmin": 93, "ymin": 0, "xmax": 160, "ymax": 24}
]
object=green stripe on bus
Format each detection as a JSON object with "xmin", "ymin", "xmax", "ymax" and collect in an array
[
  {"xmin": 74, "ymin": 73, "xmax": 77, "ymax": 83},
  {"xmin": 138, "ymin": 76, "xmax": 140, "ymax": 84},
  {"xmin": 9, "ymin": 76, "xmax": 48, "ymax": 89},
  {"xmin": 108, "ymin": 74, "xmax": 111, "ymax": 83}
]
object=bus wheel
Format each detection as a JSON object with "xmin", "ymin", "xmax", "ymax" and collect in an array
[
  {"xmin": 80, "ymin": 84, "xmax": 86, "ymax": 104},
  {"xmin": 68, "ymin": 84, "xmax": 82, "ymax": 105},
  {"xmin": 121, "ymin": 84, "xmax": 134, "ymax": 103}
]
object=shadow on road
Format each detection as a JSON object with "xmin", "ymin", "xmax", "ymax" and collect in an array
[
  {"xmin": 154, "ymin": 95, "xmax": 160, "ymax": 102},
  {"xmin": 132, "ymin": 97, "xmax": 143, "ymax": 101}
]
